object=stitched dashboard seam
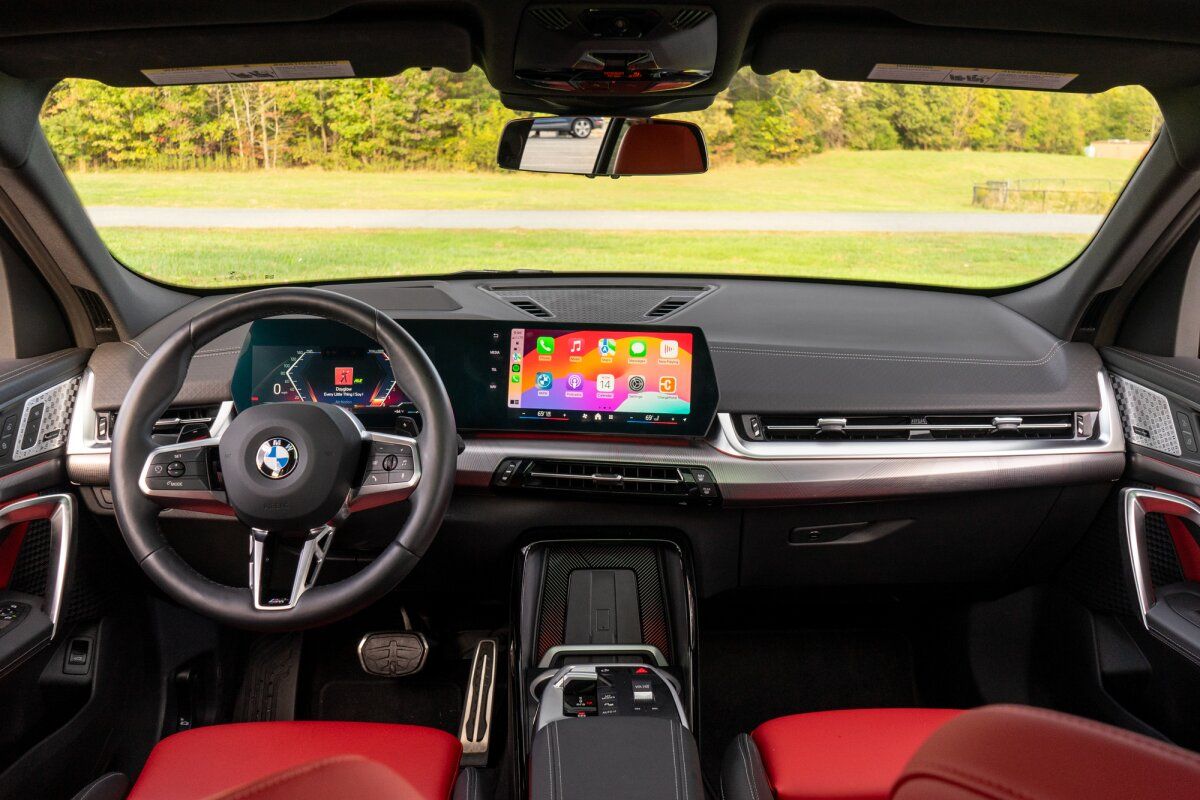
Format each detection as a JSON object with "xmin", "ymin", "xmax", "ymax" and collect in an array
[
  {"xmin": 1110, "ymin": 348, "xmax": 1200, "ymax": 389},
  {"xmin": 0, "ymin": 350, "xmax": 80, "ymax": 384}
]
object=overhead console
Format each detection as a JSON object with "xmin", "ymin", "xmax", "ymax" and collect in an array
[{"xmin": 230, "ymin": 319, "xmax": 719, "ymax": 438}]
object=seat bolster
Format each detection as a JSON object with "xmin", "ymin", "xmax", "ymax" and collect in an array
[
  {"xmin": 892, "ymin": 704, "xmax": 1200, "ymax": 800},
  {"xmin": 720, "ymin": 734, "xmax": 775, "ymax": 800},
  {"xmin": 452, "ymin": 767, "xmax": 486, "ymax": 800}
]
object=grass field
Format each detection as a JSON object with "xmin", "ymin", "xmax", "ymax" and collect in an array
[
  {"xmin": 101, "ymin": 227, "xmax": 1088, "ymax": 289},
  {"xmin": 75, "ymin": 150, "xmax": 1133, "ymax": 288},
  {"xmin": 69, "ymin": 150, "xmax": 1138, "ymax": 213}
]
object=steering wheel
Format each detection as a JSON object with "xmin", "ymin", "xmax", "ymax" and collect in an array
[{"xmin": 110, "ymin": 287, "xmax": 457, "ymax": 631}]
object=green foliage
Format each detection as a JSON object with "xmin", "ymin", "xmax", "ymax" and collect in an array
[{"xmin": 40, "ymin": 67, "xmax": 1161, "ymax": 171}]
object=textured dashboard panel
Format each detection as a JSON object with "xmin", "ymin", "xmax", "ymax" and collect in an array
[{"xmin": 1111, "ymin": 374, "xmax": 1181, "ymax": 456}]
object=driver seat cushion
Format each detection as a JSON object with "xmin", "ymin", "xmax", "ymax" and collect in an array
[
  {"xmin": 721, "ymin": 708, "xmax": 963, "ymax": 800},
  {"xmin": 126, "ymin": 721, "xmax": 462, "ymax": 800}
]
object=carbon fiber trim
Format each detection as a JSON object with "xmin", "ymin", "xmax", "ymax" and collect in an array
[{"xmin": 535, "ymin": 543, "xmax": 671, "ymax": 663}]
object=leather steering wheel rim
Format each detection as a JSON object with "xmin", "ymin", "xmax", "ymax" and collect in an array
[{"xmin": 110, "ymin": 286, "xmax": 458, "ymax": 631}]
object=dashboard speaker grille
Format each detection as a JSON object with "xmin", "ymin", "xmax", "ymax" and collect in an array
[
  {"xmin": 669, "ymin": 8, "xmax": 712, "ymax": 30},
  {"xmin": 530, "ymin": 6, "xmax": 572, "ymax": 30}
]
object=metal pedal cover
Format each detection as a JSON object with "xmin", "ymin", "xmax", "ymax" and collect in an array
[
  {"xmin": 458, "ymin": 638, "xmax": 499, "ymax": 766},
  {"xmin": 357, "ymin": 632, "xmax": 428, "ymax": 677}
]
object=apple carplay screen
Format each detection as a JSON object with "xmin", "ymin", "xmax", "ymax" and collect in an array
[{"xmin": 232, "ymin": 319, "xmax": 718, "ymax": 437}]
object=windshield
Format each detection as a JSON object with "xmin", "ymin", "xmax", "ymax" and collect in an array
[{"xmin": 40, "ymin": 68, "xmax": 1159, "ymax": 290}]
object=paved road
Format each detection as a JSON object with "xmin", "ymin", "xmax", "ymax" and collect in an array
[
  {"xmin": 519, "ymin": 133, "xmax": 604, "ymax": 173},
  {"xmin": 88, "ymin": 206, "xmax": 1103, "ymax": 234},
  {"xmin": 88, "ymin": 205, "xmax": 1099, "ymax": 232}
]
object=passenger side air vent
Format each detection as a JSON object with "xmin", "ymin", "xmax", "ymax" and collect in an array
[
  {"xmin": 491, "ymin": 458, "xmax": 719, "ymax": 504},
  {"xmin": 738, "ymin": 412, "xmax": 1087, "ymax": 442},
  {"xmin": 530, "ymin": 6, "xmax": 573, "ymax": 30},
  {"xmin": 503, "ymin": 296, "xmax": 555, "ymax": 319},
  {"xmin": 669, "ymin": 8, "xmax": 712, "ymax": 30}
]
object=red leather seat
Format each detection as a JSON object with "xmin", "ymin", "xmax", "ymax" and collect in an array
[
  {"xmin": 726, "ymin": 708, "xmax": 962, "ymax": 800},
  {"xmin": 127, "ymin": 721, "xmax": 462, "ymax": 800}
]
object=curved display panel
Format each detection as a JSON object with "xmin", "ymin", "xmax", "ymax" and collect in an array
[{"xmin": 232, "ymin": 319, "xmax": 718, "ymax": 437}]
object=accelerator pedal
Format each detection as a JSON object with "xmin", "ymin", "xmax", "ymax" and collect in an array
[{"xmin": 458, "ymin": 638, "xmax": 499, "ymax": 767}]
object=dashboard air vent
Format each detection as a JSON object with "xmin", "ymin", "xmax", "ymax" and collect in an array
[
  {"xmin": 645, "ymin": 296, "xmax": 695, "ymax": 318},
  {"xmin": 669, "ymin": 8, "xmax": 712, "ymax": 30},
  {"xmin": 492, "ymin": 458, "xmax": 719, "ymax": 504},
  {"xmin": 739, "ymin": 413, "xmax": 1083, "ymax": 442},
  {"xmin": 530, "ymin": 6, "xmax": 572, "ymax": 30},
  {"xmin": 108, "ymin": 404, "xmax": 222, "ymax": 443},
  {"xmin": 75, "ymin": 287, "xmax": 115, "ymax": 333},
  {"xmin": 504, "ymin": 296, "xmax": 554, "ymax": 319}
]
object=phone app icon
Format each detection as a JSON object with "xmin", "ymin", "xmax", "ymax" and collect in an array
[
  {"xmin": 659, "ymin": 376, "xmax": 677, "ymax": 394},
  {"xmin": 566, "ymin": 373, "xmax": 584, "ymax": 391},
  {"xmin": 598, "ymin": 338, "xmax": 617, "ymax": 356},
  {"xmin": 536, "ymin": 372, "xmax": 553, "ymax": 389},
  {"xmin": 627, "ymin": 375, "xmax": 645, "ymax": 392},
  {"xmin": 660, "ymin": 340, "xmax": 679, "ymax": 359},
  {"xmin": 596, "ymin": 374, "xmax": 615, "ymax": 393},
  {"xmin": 629, "ymin": 340, "xmax": 647, "ymax": 358},
  {"xmin": 536, "ymin": 336, "xmax": 555, "ymax": 355},
  {"xmin": 511, "ymin": 374, "xmax": 520, "ymax": 383}
]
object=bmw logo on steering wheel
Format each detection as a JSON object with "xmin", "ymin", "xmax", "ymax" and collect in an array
[{"xmin": 256, "ymin": 437, "xmax": 298, "ymax": 479}]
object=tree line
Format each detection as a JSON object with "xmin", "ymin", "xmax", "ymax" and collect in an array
[{"xmin": 40, "ymin": 68, "xmax": 1160, "ymax": 171}]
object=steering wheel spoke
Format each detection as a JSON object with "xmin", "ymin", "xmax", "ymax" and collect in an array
[
  {"xmin": 138, "ymin": 435, "xmax": 233, "ymax": 516},
  {"xmin": 349, "ymin": 431, "xmax": 421, "ymax": 512},
  {"xmin": 248, "ymin": 524, "xmax": 337, "ymax": 611}
]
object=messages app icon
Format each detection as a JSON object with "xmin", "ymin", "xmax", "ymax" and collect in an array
[{"xmin": 629, "ymin": 340, "xmax": 647, "ymax": 358}]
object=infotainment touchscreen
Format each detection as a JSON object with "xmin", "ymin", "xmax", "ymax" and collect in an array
[{"xmin": 506, "ymin": 328, "xmax": 694, "ymax": 428}]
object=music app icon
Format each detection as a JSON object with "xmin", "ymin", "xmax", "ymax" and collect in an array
[{"xmin": 569, "ymin": 338, "xmax": 584, "ymax": 354}]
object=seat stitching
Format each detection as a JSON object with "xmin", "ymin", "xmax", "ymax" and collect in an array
[
  {"xmin": 913, "ymin": 762, "xmax": 1038, "ymax": 800},
  {"xmin": 709, "ymin": 339, "xmax": 1066, "ymax": 366},
  {"xmin": 739, "ymin": 736, "xmax": 759, "ymax": 800}
]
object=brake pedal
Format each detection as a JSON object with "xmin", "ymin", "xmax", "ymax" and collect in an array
[
  {"xmin": 458, "ymin": 638, "xmax": 499, "ymax": 767},
  {"xmin": 357, "ymin": 632, "xmax": 429, "ymax": 677}
]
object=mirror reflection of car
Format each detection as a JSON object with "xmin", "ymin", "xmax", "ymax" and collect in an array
[
  {"xmin": 498, "ymin": 116, "xmax": 708, "ymax": 177},
  {"xmin": 530, "ymin": 116, "xmax": 605, "ymax": 138}
]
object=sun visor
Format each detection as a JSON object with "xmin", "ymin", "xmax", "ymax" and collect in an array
[
  {"xmin": 0, "ymin": 18, "xmax": 474, "ymax": 85},
  {"xmin": 752, "ymin": 19, "xmax": 1200, "ymax": 93}
]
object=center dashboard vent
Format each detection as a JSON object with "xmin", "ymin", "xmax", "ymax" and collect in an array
[
  {"xmin": 491, "ymin": 458, "xmax": 719, "ymax": 504},
  {"xmin": 738, "ymin": 412, "xmax": 1089, "ymax": 442},
  {"xmin": 483, "ymin": 284, "xmax": 713, "ymax": 322}
]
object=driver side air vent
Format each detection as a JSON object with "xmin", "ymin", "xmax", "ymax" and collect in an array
[
  {"xmin": 738, "ymin": 412, "xmax": 1087, "ymax": 442},
  {"xmin": 104, "ymin": 404, "xmax": 224, "ymax": 443}
]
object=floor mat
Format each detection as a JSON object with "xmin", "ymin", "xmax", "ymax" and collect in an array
[
  {"xmin": 316, "ymin": 678, "xmax": 463, "ymax": 733},
  {"xmin": 698, "ymin": 627, "xmax": 918, "ymax": 788}
]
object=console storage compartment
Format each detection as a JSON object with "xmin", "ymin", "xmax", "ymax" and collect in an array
[{"xmin": 530, "ymin": 716, "xmax": 703, "ymax": 800}]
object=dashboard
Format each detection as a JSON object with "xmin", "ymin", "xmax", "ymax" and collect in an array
[{"xmin": 230, "ymin": 319, "xmax": 719, "ymax": 438}]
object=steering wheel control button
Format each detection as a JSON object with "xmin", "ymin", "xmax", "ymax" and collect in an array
[
  {"xmin": 255, "ymin": 437, "xmax": 298, "ymax": 479},
  {"xmin": 166, "ymin": 461, "xmax": 186, "ymax": 477},
  {"xmin": 146, "ymin": 476, "xmax": 209, "ymax": 492},
  {"xmin": 381, "ymin": 454, "xmax": 399, "ymax": 472}
]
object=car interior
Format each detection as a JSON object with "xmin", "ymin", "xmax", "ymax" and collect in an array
[{"xmin": 4, "ymin": 2, "xmax": 1200, "ymax": 799}]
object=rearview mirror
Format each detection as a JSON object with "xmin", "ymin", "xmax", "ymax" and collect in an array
[{"xmin": 497, "ymin": 117, "xmax": 708, "ymax": 177}]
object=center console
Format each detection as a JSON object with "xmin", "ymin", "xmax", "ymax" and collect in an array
[{"xmin": 515, "ymin": 539, "xmax": 701, "ymax": 799}]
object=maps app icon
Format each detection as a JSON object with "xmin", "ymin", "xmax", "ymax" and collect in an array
[{"xmin": 598, "ymin": 338, "xmax": 617, "ymax": 356}]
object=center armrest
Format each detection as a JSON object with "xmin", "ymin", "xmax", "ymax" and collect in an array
[{"xmin": 529, "ymin": 715, "xmax": 703, "ymax": 800}]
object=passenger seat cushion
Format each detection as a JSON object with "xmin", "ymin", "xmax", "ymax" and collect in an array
[
  {"xmin": 208, "ymin": 756, "xmax": 416, "ymax": 799},
  {"xmin": 892, "ymin": 704, "xmax": 1200, "ymax": 800},
  {"xmin": 127, "ymin": 721, "xmax": 462, "ymax": 800},
  {"xmin": 749, "ymin": 708, "xmax": 962, "ymax": 800}
]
